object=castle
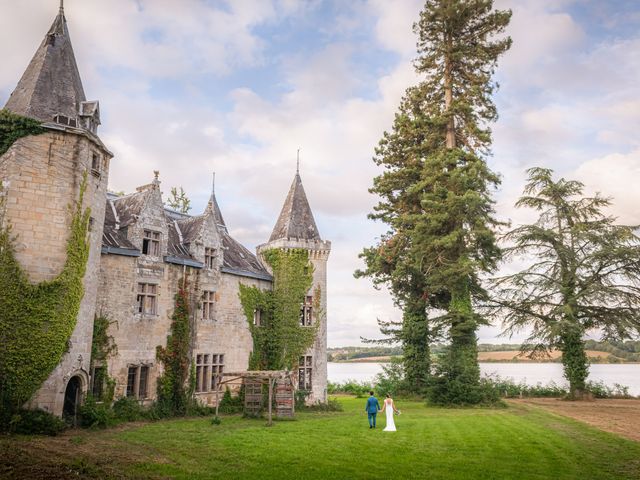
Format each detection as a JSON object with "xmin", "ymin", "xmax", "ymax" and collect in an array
[{"xmin": 0, "ymin": 5, "xmax": 330, "ymax": 417}]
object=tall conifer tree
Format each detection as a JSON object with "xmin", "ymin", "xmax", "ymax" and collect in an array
[{"xmin": 358, "ymin": 0, "xmax": 511, "ymax": 402}]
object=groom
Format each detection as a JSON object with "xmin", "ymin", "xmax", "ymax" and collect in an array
[{"xmin": 365, "ymin": 391, "xmax": 381, "ymax": 429}]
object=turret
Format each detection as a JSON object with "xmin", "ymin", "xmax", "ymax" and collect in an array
[
  {"xmin": 0, "ymin": 2, "xmax": 110, "ymax": 417},
  {"xmin": 257, "ymin": 167, "xmax": 331, "ymax": 403}
]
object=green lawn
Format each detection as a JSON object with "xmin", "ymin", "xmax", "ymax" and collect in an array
[{"xmin": 2, "ymin": 397, "xmax": 640, "ymax": 479}]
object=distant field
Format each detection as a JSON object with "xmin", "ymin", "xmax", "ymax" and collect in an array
[
  {"xmin": 336, "ymin": 350, "xmax": 628, "ymax": 363},
  {"xmin": 478, "ymin": 349, "xmax": 617, "ymax": 362}
]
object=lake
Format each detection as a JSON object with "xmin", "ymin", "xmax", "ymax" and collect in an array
[{"xmin": 327, "ymin": 362, "xmax": 640, "ymax": 396}]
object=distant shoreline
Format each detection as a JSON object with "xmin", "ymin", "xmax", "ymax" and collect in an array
[{"xmin": 329, "ymin": 351, "xmax": 640, "ymax": 365}]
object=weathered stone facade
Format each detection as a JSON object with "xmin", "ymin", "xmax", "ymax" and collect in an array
[
  {"xmin": 1, "ymin": 5, "xmax": 330, "ymax": 416},
  {"xmin": 0, "ymin": 128, "xmax": 111, "ymax": 415}
]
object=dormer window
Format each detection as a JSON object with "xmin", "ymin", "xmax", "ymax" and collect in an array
[
  {"xmin": 142, "ymin": 230, "xmax": 161, "ymax": 256},
  {"xmin": 204, "ymin": 247, "xmax": 215, "ymax": 269},
  {"xmin": 53, "ymin": 114, "xmax": 77, "ymax": 128}
]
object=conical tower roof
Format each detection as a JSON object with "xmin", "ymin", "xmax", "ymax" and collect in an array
[
  {"xmin": 205, "ymin": 173, "xmax": 227, "ymax": 233},
  {"xmin": 269, "ymin": 173, "xmax": 321, "ymax": 242},
  {"xmin": 4, "ymin": 3, "xmax": 86, "ymax": 123}
]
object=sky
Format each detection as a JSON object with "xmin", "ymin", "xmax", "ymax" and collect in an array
[{"xmin": 1, "ymin": 0, "xmax": 639, "ymax": 347}]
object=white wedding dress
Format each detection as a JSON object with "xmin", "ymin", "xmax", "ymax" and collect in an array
[{"xmin": 383, "ymin": 399, "xmax": 396, "ymax": 432}]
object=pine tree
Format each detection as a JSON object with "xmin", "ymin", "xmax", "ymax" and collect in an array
[
  {"xmin": 493, "ymin": 168, "xmax": 640, "ymax": 398},
  {"xmin": 357, "ymin": 0, "xmax": 511, "ymax": 402},
  {"xmin": 166, "ymin": 186, "xmax": 191, "ymax": 214}
]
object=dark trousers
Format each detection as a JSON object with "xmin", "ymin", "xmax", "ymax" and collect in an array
[{"xmin": 368, "ymin": 412, "xmax": 377, "ymax": 427}]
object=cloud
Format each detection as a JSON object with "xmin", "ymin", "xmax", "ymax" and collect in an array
[{"xmin": 2, "ymin": 0, "xmax": 640, "ymax": 346}]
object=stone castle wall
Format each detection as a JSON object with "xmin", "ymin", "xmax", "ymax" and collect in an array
[
  {"xmin": 258, "ymin": 238, "xmax": 331, "ymax": 404},
  {"xmin": 0, "ymin": 129, "xmax": 110, "ymax": 415}
]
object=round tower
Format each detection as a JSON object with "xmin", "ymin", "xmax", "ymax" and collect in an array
[
  {"xmin": 0, "ymin": 4, "xmax": 111, "ymax": 417},
  {"xmin": 257, "ymin": 170, "xmax": 331, "ymax": 403}
]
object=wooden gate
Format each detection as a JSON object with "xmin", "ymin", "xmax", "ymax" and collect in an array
[
  {"xmin": 244, "ymin": 378, "xmax": 263, "ymax": 416},
  {"xmin": 275, "ymin": 377, "xmax": 294, "ymax": 418}
]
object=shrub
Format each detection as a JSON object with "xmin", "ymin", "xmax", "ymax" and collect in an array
[
  {"xmin": 9, "ymin": 409, "xmax": 67, "ymax": 436},
  {"xmin": 218, "ymin": 387, "xmax": 243, "ymax": 414},
  {"xmin": 327, "ymin": 380, "xmax": 371, "ymax": 397},
  {"xmin": 374, "ymin": 358, "xmax": 411, "ymax": 397},
  {"xmin": 112, "ymin": 397, "xmax": 146, "ymax": 422},
  {"xmin": 296, "ymin": 397, "xmax": 343, "ymax": 413},
  {"xmin": 79, "ymin": 395, "xmax": 115, "ymax": 429}
]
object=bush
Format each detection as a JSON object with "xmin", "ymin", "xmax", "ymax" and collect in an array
[
  {"xmin": 482, "ymin": 376, "xmax": 634, "ymax": 399},
  {"xmin": 296, "ymin": 397, "xmax": 343, "ymax": 413},
  {"xmin": 218, "ymin": 387, "xmax": 243, "ymax": 414},
  {"xmin": 79, "ymin": 395, "xmax": 115, "ymax": 429},
  {"xmin": 8, "ymin": 409, "xmax": 67, "ymax": 436},
  {"xmin": 327, "ymin": 380, "xmax": 371, "ymax": 397},
  {"xmin": 112, "ymin": 396, "xmax": 146, "ymax": 422},
  {"xmin": 374, "ymin": 358, "xmax": 409, "ymax": 397},
  {"xmin": 586, "ymin": 381, "xmax": 632, "ymax": 399}
]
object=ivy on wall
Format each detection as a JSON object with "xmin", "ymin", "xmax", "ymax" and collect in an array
[
  {"xmin": 0, "ymin": 109, "xmax": 45, "ymax": 157},
  {"xmin": 239, "ymin": 248, "xmax": 319, "ymax": 371},
  {"xmin": 90, "ymin": 315, "xmax": 117, "ymax": 403},
  {"xmin": 156, "ymin": 277, "xmax": 193, "ymax": 416},
  {"xmin": 0, "ymin": 174, "xmax": 91, "ymax": 427}
]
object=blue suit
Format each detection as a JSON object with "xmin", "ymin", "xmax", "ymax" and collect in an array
[{"xmin": 365, "ymin": 396, "xmax": 381, "ymax": 428}]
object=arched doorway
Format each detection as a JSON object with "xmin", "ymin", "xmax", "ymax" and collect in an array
[{"xmin": 63, "ymin": 376, "xmax": 82, "ymax": 424}]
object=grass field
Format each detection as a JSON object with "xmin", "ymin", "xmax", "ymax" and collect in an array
[{"xmin": 2, "ymin": 397, "xmax": 640, "ymax": 479}]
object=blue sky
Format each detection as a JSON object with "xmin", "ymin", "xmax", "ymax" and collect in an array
[{"xmin": 1, "ymin": 0, "xmax": 639, "ymax": 346}]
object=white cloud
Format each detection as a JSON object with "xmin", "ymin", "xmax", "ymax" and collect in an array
[{"xmin": 2, "ymin": 0, "xmax": 640, "ymax": 346}]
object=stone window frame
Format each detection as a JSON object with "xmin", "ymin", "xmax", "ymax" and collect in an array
[
  {"xmin": 300, "ymin": 295, "xmax": 313, "ymax": 327},
  {"xmin": 90, "ymin": 365, "xmax": 105, "ymax": 399},
  {"xmin": 195, "ymin": 353, "xmax": 224, "ymax": 393},
  {"xmin": 204, "ymin": 247, "xmax": 215, "ymax": 269},
  {"xmin": 137, "ymin": 282, "xmax": 158, "ymax": 315},
  {"xmin": 202, "ymin": 290, "xmax": 215, "ymax": 321},
  {"xmin": 126, "ymin": 364, "xmax": 150, "ymax": 399},
  {"xmin": 298, "ymin": 355, "xmax": 313, "ymax": 391},
  {"xmin": 90, "ymin": 151, "xmax": 101, "ymax": 177},
  {"xmin": 142, "ymin": 230, "xmax": 161, "ymax": 256}
]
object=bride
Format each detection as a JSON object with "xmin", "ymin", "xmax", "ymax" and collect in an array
[{"xmin": 380, "ymin": 393, "xmax": 400, "ymax": 432}]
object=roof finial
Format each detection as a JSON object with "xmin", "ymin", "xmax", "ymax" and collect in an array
[
  {"xmin": 296, "ymin": 148, "xmax": 300, "ymax": 175},
  {"xmin": 59, "ymin": 0, "xmax": 64, "ymax": 15},
  {"xmin": 212, "ymin": 171, "xmax": 216, "ymax": 196}
]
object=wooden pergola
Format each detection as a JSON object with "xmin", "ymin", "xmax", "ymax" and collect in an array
[{"xmin": 215, "ymin": 370, "xmax": 295, "ymax": 426}]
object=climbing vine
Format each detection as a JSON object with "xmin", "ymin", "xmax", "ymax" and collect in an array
[
  {"xmin": 0, "ymin": 109, "xmax": 45, "ymax": 157},
  {"xmin": 156, "ymin": 277, "xmax": 193, "ymax": 416},
  {"xmin": 89, "ymin": 315, "xmax": 117, "ymax": 403},
  {"xmin": 0, "ymin": 174, "xmax": 91, "ymax": 427},
  {"xmin": 239, "ymin": 248, "xmax": 319, "ymax": 371}
]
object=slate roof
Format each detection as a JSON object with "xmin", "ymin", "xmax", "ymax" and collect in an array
[
  {"xmin": 269, "ymin": 173, "xmax": 321, "ymax": 242},
  {"xmin": 4, "ymin": 7, "xmax": 87, "ymax": 123},
  {"xmin": 102, "ymin": 197, "xmax": 138, "ymax": 255},
  {"xmin": 220, "ymin": 232, "xmax": 271, "ymax": 281},
  {"xmin": 101, "ymin": 192, "xmax": 271, "ymax": 281}
]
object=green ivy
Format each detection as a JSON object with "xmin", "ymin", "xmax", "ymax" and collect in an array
[
  {"xmin": 0, "ymin": 174, "xmax": 91, "ymax": 428},
  {"xmin": 239, "ymin": 248, "xmax": 319, "ymax": 371},
  {"xmin": 90, "ymin": 315, "xmax": 117, "ymax": 403},
  {"xmin": 155, "ymin": 277, "xmax": 194, "ymax": 416},
  {"xmin": 0, "ymin": 109, "xmax": 45, "ymax": 157}
]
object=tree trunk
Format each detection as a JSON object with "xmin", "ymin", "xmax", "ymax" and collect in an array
[
  {"xmin": 402, "ymin": 297, "xmax": 430, "ymax": 391},
  {"xmin": 559, "ymin": 324, "xmax": 589, "ymax": 399},
  {"xmin": 444, "ymin": 34, "xmax": 456, "ymax": 149},
  {"xmin": 448, "ymin": 281, "xmax": 480, "ymax": 384}
]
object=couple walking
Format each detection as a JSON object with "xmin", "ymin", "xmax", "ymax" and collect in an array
[{"xmin": 365, "ymin": 391, "xmax": 400, "ymax": 431}]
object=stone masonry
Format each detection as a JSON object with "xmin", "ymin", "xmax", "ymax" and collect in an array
[{"xmin": 0, "ymin": 5, "xmax": 330, "ymax": 415}]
